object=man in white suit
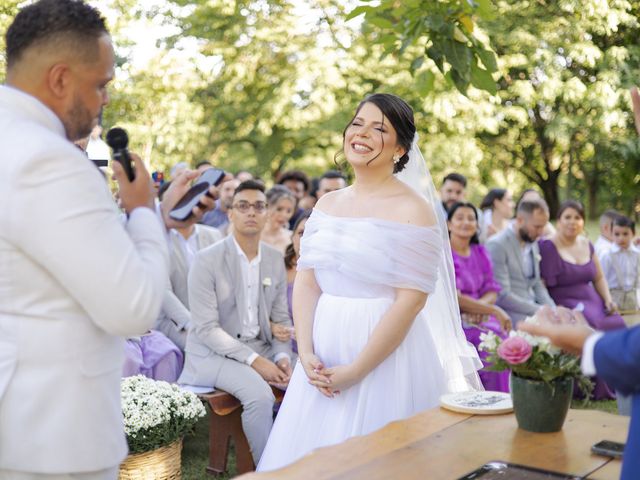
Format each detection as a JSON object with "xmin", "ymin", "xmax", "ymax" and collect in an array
[
  {"xmin": 0, "ymin": 1, "xmax": 212, "ymax": 478},
  {"xmin": 486, "ymin": 199, "xmax": 555, "ymax": 325},
  {"xmin": 179, "ymin": 180, "xmax": 293, "ymax": 464}
]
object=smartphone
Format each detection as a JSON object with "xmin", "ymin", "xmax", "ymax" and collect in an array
[
  {"xmin": 591, "ymin": 440, "xmax": 625, "ymax": 458},
  {"xmin": 169, "ymin": 168, "xmax": 225, "ymax": 221}
]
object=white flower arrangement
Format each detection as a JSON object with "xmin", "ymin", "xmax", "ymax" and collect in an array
[{"xmin": 121, "ymin": 375, "xmax": 206, "ymax": 454}]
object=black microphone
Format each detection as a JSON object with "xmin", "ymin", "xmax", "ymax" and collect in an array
[{"xmin": 105, "ymin": 127, "xmax": 135, "ymax": 181}]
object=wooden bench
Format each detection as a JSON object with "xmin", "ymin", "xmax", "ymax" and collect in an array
[{"xmin": 199, "ymin": 387, "xmax": 285, "ymax": 477}]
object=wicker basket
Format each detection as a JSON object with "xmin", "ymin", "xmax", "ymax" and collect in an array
[{"xmin": 119, "ymin": 438, "xmax": 182, "ymax": 480}]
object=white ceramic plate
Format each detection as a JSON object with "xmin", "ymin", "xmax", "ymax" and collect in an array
[{"xmin": 440, "ymin": 391, "xmax": 513, "ymax": 415}]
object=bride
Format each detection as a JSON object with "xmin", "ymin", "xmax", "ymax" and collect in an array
[{"xmin": 257, "ymin": 93, "xmax": 482, "ymax": 471}]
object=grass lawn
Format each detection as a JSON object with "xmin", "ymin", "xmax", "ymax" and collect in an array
[{"xmin": 180, "ymin": 398, "xmax": 622, "ymax": 479}]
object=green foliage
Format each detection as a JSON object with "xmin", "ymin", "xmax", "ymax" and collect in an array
[{"xmin": 347, "ymin": 0, "xmax": 498, "ymax": 95}]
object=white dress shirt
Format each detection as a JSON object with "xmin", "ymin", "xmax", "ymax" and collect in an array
[
  {"xmin": 600, "ymin": 244, "xmax": 640, "ymax": 291},
  {"xmin": 521, "ymin": 242, "xmax": 535, "ymax": 279},
  {"xmin": 581, "ymin": 332, "xmax": 605, "ymax": 376},
  {"xmin": 232, "ymin": 238, "xmax": 290, "ymax": 367},
  {"xmin": 594, "ymin": 235, "xmax": 613, "ymax": 260},
  {"xmin": 171, "ymin": 227, "xmax": 200, "ymax": 270}
]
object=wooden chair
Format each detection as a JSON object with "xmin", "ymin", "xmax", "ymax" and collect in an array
[{"xmin": 198, "ymin": 387, "xmax": 285, "ymax": 477}]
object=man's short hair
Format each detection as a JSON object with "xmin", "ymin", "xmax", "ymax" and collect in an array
[
  {"xmin": 614, "ymin": 215, "xmax": 636, "ymax": 234},
  {"xmin": 276, "ymin": 170, "xmax": 310, "ymax": 192},
  {"xmin": 234, "ymin": 180, "xmax": 266, "ymax": 198},
  {"xmin": 320, "ymin": 170, "xmax": 346, "ymax": 181},
  {"xmin": 442, "ymin": 172, "xmax": 467, "ymax": 188},
  {"xmin": 599, "ymin": 209, "xmax": 620, "ymax": 227},
  {"xmin": 195, "ymin": 160, "xmax": 212, "ymax": 169},
  {"xmin": 517, "ymin": 199, "xmax": 549, "ymax": 217},
  {"xmin": 6, "ymin": 0, "xmax": 108, "ymax": 69}
]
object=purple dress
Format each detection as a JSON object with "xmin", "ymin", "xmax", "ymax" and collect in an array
[
  {"xmin": 452, "ymin": 244, "xmax": 510, "ymax": 392},
  {"xmin": 539, "ymin": 239, "xmax": 626, "ymax": 399},
  {"xmin": 122, "ymin": 330, "xmax": 184, "ymax": 383}
]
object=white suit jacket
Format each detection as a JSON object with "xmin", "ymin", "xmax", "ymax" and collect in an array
[{"xmin": 0, "ymin": 86, "xmax": 169, "ymax": 473}]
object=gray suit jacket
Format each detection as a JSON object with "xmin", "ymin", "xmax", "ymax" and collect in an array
[
  {"xmin": 179, "ymin": 235, "xmax": 292, "ymax": 386},
  {"xmin": 155, "ymin": 225, "xmax": 222, "ymax": 350},
  {"xmin": 486, "ymin": 227, "xmax": 555, "ymax": 323}
]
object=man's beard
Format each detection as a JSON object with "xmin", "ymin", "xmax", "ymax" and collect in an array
[
  {"xmin": 519, "ymin": 227, "xmax": 535, "ymax": 244},
  {"xmin": 63, "ymin": 94, "xmax": 97, "ymax": 141}
]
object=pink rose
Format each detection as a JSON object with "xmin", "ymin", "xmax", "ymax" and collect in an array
[{"xmin": 497, "ymin": 336, "xmax": 532, "ymax": 365}]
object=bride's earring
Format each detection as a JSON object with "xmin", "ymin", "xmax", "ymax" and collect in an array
[{"xmin": 393, "ymin": 155, "xmax": 400, "ymax": 164}]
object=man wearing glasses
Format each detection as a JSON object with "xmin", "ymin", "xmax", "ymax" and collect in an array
[{"xmin": 179, "ymin": 180, "xmax": 293, "ymax": 465}]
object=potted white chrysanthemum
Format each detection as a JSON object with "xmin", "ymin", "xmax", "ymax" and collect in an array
[{"xmin": 119, "ymin": 375, "xmax": 206, "ymax": 479}]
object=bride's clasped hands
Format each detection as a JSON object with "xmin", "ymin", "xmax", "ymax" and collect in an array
[{"xmin": 301, "ymin": 353, "xmax": 361, "ymax": 398}]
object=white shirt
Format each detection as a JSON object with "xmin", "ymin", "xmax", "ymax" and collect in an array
[
  {"xmin": 233, "ymin": 237, "xmax": 262, "ymax": 341},
  {"xmin": 594, "ymin": 235, "xmax": 613, "ymax": 260},
  {"xmin": 171, "ymin": 227, "xmax": 200, "ymax": 270},
  {"xmin": 232, "ymin": 238, "xmax": 290, "ymax": 367},
  {"xmin": 581, "ymin": 332, "xmax": 604, "ymax": 376},
  {"xmin": 521, "ymin": 242, "xmax": 535, "ymax": 279},
  {"xmin": 600, "ymin": 244, "xmax": 640, "ymax": 291}
]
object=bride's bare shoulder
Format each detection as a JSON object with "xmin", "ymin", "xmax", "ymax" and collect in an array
[
  {"xmin": 313, "ymin": 187, "xmax": 351, "ymax": 215},
  {"xmin": 393, "ymin": 183, "xmax": 437, "ymax": 228}
]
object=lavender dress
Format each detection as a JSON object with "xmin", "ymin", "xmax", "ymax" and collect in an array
[
  {"xmin": 452, "ymin": 244, "xmax": 510, "ymax": 392},
  {"xmin": 539, "ymin": 239, "xmax": 626, "ymax": 399},
  {"xmin": 122, "ymin": 330, "xmax": 184, "ymax": 383}
]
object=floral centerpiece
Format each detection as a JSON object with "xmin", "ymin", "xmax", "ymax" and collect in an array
[
  {"xmin": 478, "ymin": 307, "xmax": 591, "ymax": 432},
  {"xmin": 119, "ymin": 375, "xmax": 206, "ymax": 479}
]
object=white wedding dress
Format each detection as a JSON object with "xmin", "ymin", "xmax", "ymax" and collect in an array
[{"xmin": 257, "ymin": 209, "xmax": 452, "ymax": 471}]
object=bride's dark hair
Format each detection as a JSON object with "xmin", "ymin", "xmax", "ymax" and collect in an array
[{"xmin": 338, "ymin": 93, "xmax": 416, "ymax": 174}]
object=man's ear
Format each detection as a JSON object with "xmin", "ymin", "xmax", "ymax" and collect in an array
[{"xmin": 46, "ymin": 63, "xmax": 72, "ymax": 99}]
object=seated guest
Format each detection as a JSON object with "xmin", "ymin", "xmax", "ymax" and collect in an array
[
  {"xmin": 276, "ymin": 170, "xmax": 309, "ymax": 229},
  {"xmin": 595, "ymin": 209, "xmax": 621, "ymax": 259},
  {"xmin": 448, "ymin": 202, "xmax": 511, "ymax": 392},
  {"xmin": 479, "ymin": 188, "xmax": 515, "ymax": 242},
  {"xmin": 261, "ymin": 185, "xmax": 296, "ymax": 255},
  {"xmin": 439, "ymin": 172, "xmax": 467, "ymax": 214},
  {"xmin": 275, "ymin": 211, "xmax": 313, "ymax": 353},
  {"xmin": 123, "ymin": 331, "xmax": 184, "ymax": 383},
  {"xmin": 316, "ymin": 170, "xmax": 347, "ymax": 198},
  {"xmin": 539, "ymin": 200, "xmax": 626, "ymax": 399},
  {"xmin": 156, "ymin": 222, "xmax": 223, "ymax": 350},
  {"xmin": 516, "ymin": 188, "xmax": 556, "ymax": 237},
  {"xmin": 201, "ymin": 178, "xmax": 240, "ymax": 234},
  {"xmin": 486, "ymin": 200, "xmax": 555, "ymax": 325},
  {"xmin": 600, "ymin": 215, "xmax": 639, "ymax": 312},
  {"xmin": 179, "ymin": 180, "xmax": 293, "ymax": 464}
]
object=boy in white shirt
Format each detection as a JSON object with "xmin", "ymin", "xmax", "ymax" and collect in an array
[{"xmin": 601, "ymin": 216, "xmax": 639, "ymax": 312}]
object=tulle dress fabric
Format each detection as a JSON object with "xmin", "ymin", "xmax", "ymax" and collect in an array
[{"xmin": 257, "ymin": 210, "xmax": 448, "ymax": 471}]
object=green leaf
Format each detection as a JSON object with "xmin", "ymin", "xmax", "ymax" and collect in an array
[
  {"xmin": 477, "ymin": 48, "xmax": 498, "ymax": 73},
  {"xmin": 449, "ymin": 69, "xmax": 470, "ymax": 94},
  {"xmin": 367, "ymin": 15, "xmax": 395, "ymax": 29},
  {"xmin": 442, "ymin": 39, "xmax": 472, "ymax": 80},
  {"xmin": 345, "ymin": 5, "xmax": 372, "ymax": 21},
  {"xmin": 470, "ymin": 61, "xmax": 497, "ymax": 94},
  {"xmin": 411, "ymin": 56, "xmax": 425, "ymax": 72},
  {"xmin": 426, "ymin": 45, "xmax": 445, "ymax": 73},
  {"xmin": 416, "ymin": 70, "xmax": 436, "ymax": 96},
  {"xmin": 475, "ymin": 0, "xmax": 495, "ymax": 19}
]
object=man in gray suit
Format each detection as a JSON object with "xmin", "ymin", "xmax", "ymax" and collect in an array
[
  {"xmin": 486, "ymin": 200, "xmax": 555, "ymax": 325},
  {"xmin": 156, "ymin": 223, "xmax": 222, "ymax": 350},
  {"xmin": 179, "ymin": 180, "xmax": 293, "ymax": 464}
]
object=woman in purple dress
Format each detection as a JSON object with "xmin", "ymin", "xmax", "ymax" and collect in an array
[
  {"xmin": 539, "ymin": 200, "xmax": 625, "ymax": 399},
  {"xmin": 448, "ymin": 202, "xmax": 511, "ymax": 392}
]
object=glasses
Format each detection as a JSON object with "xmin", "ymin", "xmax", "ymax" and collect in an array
[{"xmin": 232, "ymin": 201, "xmax": 267, "ymax": 213}]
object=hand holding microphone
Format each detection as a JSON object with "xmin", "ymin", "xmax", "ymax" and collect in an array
[{"xmin": 107, "ymin": 127, "xmax": 155, "ymax": 213}]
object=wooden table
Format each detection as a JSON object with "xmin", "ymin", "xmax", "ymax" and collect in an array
[{"xmin": 239, "ymin": 408, "xmax": 628, "ymax": 479}]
